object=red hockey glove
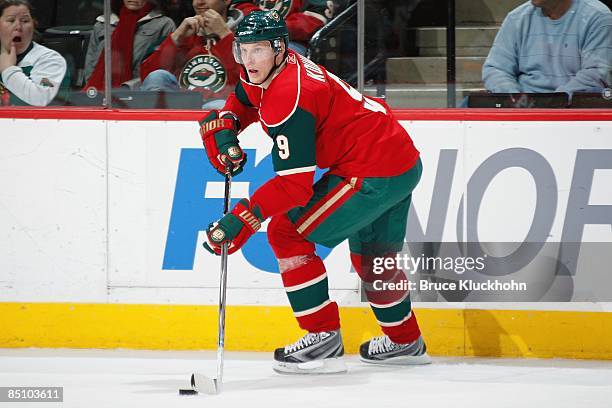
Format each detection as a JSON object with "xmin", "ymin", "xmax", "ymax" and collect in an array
[
  {"xmin": 203, "ymin": 199, "xmax": 265, "ymax": 255},
  {"xmin": 199, "ymin": 110, "xmax": 247, "ymax": 176}
]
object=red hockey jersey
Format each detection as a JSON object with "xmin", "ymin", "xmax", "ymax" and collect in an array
[{"xmin": 221, "ymin": 51, "xmax": 420, "ymax": 219}]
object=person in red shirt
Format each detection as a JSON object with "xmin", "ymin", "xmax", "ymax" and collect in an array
[
  {"xmin": 200, "ymin": 10, "xmax": 430, "ymax": 374},
  {"xmin": 140, "ymin": 0, "xmax": 251, "ymax": 108}
]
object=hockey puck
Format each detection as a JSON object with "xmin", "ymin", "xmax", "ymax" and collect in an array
[{"xmin": 179, "ymin": 388, "xmax": 198, "ymax": 395}]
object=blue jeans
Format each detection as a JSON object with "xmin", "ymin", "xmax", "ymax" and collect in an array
[
  {"xmin": 141, "ymin": 69, "xmax": 179, "ymax": 91},
  {"xmin": 141, "ymin": 69, "xmax": 226, "ymax": 109}
]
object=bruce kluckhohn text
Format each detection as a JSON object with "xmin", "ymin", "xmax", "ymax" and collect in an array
[{"xmin": 372, "ymin": 279, "xmax": 528, "ymax": 292}]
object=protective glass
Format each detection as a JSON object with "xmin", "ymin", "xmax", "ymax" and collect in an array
[{"xmin": 232, "ymin": 41, "xmax": 277, "ymax": 65}]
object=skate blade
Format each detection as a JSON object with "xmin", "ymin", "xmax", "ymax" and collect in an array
[
  {"xmin": 190, "ymin": 373, "xmax": 219, "ymax": 394},
  {"xmin": 273, "ymin": 357, "xmax": 347, "ymax": 375},
  {"xmin": 360, "ymin": 352, "xmax": 432, "ymax": 366}
]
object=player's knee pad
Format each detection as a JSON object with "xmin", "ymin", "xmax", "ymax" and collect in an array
[
  {"xmin": 268, "ymin": 214, "xmax": 315, "ymax": 258},
  {"xmin": 351, "ymin": 252, "xmax": 399, "ymax": 282},
  {"xmin": 278, "ymin": 254, "xmax": 318, "ymax": 274},
  {"xmin": 351, "ymin": 252, "xmax": 409, "ymax": 305}
]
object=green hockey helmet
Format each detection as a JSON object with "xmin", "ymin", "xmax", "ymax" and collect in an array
[
  {"xmin": 235, "ymin": 9, "xmax": 289, "ymax": 44},
  {"xmin": 233, "ymin": 10, "xmax": 289, "ymax": 64}
]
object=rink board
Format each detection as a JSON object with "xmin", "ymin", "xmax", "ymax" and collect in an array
[
  {"xmin": 0, "ymin": 108, "xmax": 611, "ymax": 358},
  {"xmin": 2, "ymin": 302, "xmax": 612, "ymax": 359}
]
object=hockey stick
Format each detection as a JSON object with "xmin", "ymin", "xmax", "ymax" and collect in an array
[{"xmin": 182, "ymin": 163, "xmax": 232, "ymax": 396}]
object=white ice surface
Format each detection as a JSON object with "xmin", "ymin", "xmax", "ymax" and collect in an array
[{"xmin": 1, "ymin": 349, "xmax": 611, "ymax": 408}]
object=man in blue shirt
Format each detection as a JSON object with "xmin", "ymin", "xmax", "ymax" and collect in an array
[{"xmin": 482, "ymin": 0, "xmax": 612, "ymax": 95}]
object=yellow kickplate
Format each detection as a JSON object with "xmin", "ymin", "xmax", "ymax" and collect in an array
[{"xmin": 1, "ymin": 303, "xmax": 611, "ymax": 359}]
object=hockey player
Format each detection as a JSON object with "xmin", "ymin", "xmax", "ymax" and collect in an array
[{"xmin": 199, "ymin": 10, "xmax": 431, "ymax": 374}]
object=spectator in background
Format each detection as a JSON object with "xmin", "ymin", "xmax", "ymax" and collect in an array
[
  {"xmin": 0, "ymin": 0, "xmax": 66, "ymax": 106},
  {"xmin": 140, "ymin": 0, "xmax": 248, "ymax": 109},
  {"xmin": 482, "ymin": 0, "xmax": 612, "ymax": 96},
  {"xmin": 254, "ymin": 0, "xmax": 337, "ymax": 55},
  {"xmin": 83, "ymin": 0, "xmax": 175, "ymax": 91}
]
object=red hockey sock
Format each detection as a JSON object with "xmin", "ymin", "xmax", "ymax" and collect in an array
[
  {"xmin": 269, "ymin": 214, "xmax": 340, "ymax": 333},
  {"xmin": 351, "ymin": 252, "xmax": 421, "ymax": 344}
]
